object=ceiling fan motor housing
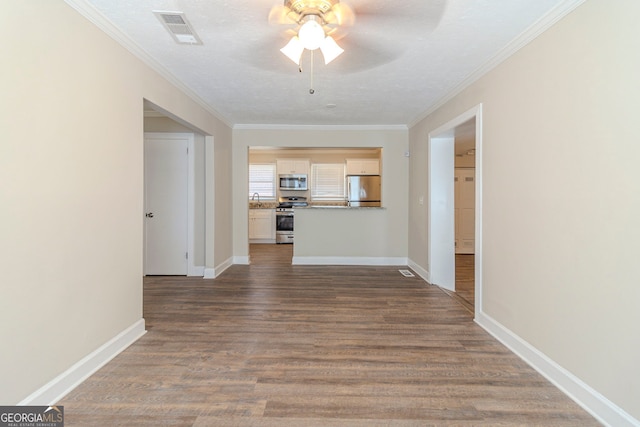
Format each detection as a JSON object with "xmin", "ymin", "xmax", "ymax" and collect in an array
[{"xmin": 286, "ymin": 0, "xmax": 338, "ymax": 22}]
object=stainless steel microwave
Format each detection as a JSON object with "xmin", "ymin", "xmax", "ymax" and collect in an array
[{"xmin": 279, "ymin": 174, "xmax": 308, "ymax": 191}]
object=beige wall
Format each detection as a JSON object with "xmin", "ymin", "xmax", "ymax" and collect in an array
[
  {"xmin": 213, "ymin": 130, "xmax": 233, "ymax": 270},
  {"xmin": 144, "ymin": 116, "xmax": 193, "ymax": 133},
  {"xmin": 0, "ymin": 2, "xmax": 232, "ymax": 403},
  {"xmin": 409, "ymin": 0, "xmax": 640, "ymax": 420},
  {"xmin": 234, "ymin": 128, "xmax": 408, "ymax": 261}
]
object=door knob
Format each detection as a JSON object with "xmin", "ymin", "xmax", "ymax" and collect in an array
[{"xmin": 145, "ymin": 212, "xmax": 154, "ymax": 218}]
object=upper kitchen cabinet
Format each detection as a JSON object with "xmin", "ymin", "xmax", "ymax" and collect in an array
[
  {"xmin": 277, "ymin": 159, "xmax": 310, "ymax": 175},
  {"xmin": 346, "ymin": 159, "xmax": 380, "ymax": 175}
]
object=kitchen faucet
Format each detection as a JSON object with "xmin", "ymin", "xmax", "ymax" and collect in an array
[{"xmin": 251, "ymin": 192, "xmax": 260, "ymax": 203}]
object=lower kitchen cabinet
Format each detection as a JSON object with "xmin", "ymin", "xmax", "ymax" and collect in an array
[{"xmin": 249, "ymin": 209, "xmax": 276, "ymax": 242}]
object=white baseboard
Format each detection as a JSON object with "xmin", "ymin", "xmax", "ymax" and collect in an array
[
  {"xmin": 203, "ymin": 257, "xmax": 234, "ymax": 279},
  {"xmin": 188, "ymin": 265, "xmax": 205, "ymax": 277},
  {"xmin": 233, "ymin": 256, "xmax": 250, "ymax": 265},
  {"xmin": 407, "ymin": 259, "xmax": 431, "ymax": 284},
  {"xmin": 18, "ymin": 319, "xmax": 146, "ymax": 405},
  {"xmin": 292, "ymin": 256, "xmax": 408, "ymax": 266},
  {"xmin": 475, "ymin": 311, "xmax": 639, "ymax": 427}
]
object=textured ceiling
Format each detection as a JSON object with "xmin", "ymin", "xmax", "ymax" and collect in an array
[{"xmin": 70, "ymin": 0, "xmax": 573, "ymax": 127}]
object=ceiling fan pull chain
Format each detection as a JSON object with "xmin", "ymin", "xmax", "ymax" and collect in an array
[{"xmin": 309, "ymin": 49, "xmax": 315, "ymax": 94}]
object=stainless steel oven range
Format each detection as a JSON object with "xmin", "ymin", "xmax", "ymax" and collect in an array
[
  {"xmin": 275, "ymin": 196, "xmax": 307, "ymax": 244},
  {"xmin": 275, "ymin": 208, "xmax": 294, "ymax": 244}
]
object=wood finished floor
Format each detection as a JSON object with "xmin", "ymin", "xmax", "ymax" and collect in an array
[
  {"xmin": 59, "ymin": 244, "xmax": 598, "ymax": 426},
  {"xmin": 453, "ymin": 254, "xmax": 475, "ymax": 314}
]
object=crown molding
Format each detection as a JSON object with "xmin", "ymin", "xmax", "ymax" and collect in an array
[
  {"xmin": 233, "ymin": 123, "xmax": 408, "ymax": 131},
  {"xmin": 64, "ymin": 0, "xmax": 233, "ymax": 129},
  {"xmin": 408, "ymin": 0, "xmax": 587, "ymax": 128}
]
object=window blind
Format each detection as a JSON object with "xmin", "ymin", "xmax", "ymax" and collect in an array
[
  {"xmin": 311, "ymin": 163, "xmax": 345, "ymax": 200},
  {"xmin": 248, "ymin": 163, "xmax": 276, "ymax": 200}
]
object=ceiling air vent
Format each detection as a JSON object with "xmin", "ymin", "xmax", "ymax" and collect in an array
[{"xmin": 153, "ymin": 11, "xmax": 202, "ymax": 45}]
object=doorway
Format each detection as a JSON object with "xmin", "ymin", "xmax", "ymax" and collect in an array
[{"xmin": 428, "ymin": 105, "xmax": 482, "ymax": 316}]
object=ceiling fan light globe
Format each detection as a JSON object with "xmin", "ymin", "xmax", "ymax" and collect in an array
[
  {"xmin": 298, "ymin": 19, "xmax": 325, "ymax": 50},
  {"xmin": 280, "ymin": 36, "xmax": 305, "ymax": 65},
  {"xmin": 320, "ymin": 36, "xmax": 344, "ymax": 64}
]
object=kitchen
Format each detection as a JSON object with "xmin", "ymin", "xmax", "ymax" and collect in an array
[
  {"xmin": 233, "ymin": 128, "xmax": 409, "ymax": 267},
  {"xmin": 248, "ymin": 148, "xmax": 383, "ymax": 253}
]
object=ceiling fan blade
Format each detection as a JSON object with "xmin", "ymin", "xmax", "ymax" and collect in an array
[
  {"xmin": 232, "ymin": 33, "xmax": 303, "ymax": 73},
  {"xmin": 324, "ymin": 24, "xmax": 349, "ymax": 42},
  {"xmin": 322, "ymin": 1, "xmax": 355, "ymax": 41},
  {"xmin": 268, "ymin": 4, "xmax": 298, "ymax": 25},
  {"xmin": 326, "ymin": 2, "xmax": 355, "ymax": 26},
  {"xmin": 327, "ymin": 32, "xmax": 402, "ymax": 73},
  {"xmin": 349, "ymin": 0, "xmax": 446, "ymax": 32}
]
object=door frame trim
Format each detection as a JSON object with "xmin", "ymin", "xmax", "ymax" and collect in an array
[{"xmin": 427, "ymin": 104, "xmax": 483, "ymax": 315}]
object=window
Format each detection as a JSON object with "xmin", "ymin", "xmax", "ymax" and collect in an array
[
  {"xmin": 311, "ymin": 163, "xmax": 345, "ymax": 200},
  {"xmin": 248, "ymin": 163, "xmax": 276, "ymax": 200}
]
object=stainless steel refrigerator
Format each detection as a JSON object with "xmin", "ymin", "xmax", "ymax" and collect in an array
[{"xmin": 347, "ymin": 175, "xmax": 381, "ymax": 207}]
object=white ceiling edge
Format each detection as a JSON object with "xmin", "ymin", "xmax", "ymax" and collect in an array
[
  {"xmin": 233, "ymin": 124, "xmax": 409, "ymax": 131},
  {"xmin": 64, "ymin": 0, "xmax": 585, "ymax": 131},
  {"xmin": 63, "ymin": 0, "xmax": 234, "ymax": 129},
  {"xmin": 407, "ymin": 0, "xmax": 587, "ymax": 128}
]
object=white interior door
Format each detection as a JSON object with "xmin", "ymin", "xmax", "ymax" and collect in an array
[
  {"xmin": 455, "ymin": 168, "xmax": 475, "ymax": 254},
  {"xmin": 428, "ymin": 136, "xmax": 455, "ymax": 291},
  {"xmin": 144, "ymin": 135, "xmax": 188, "ymax": 275}
]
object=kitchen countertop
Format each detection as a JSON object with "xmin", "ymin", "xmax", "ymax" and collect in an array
[
  {"xmin": 249, "ymin": 202, "xmax": 277, "ymax": 209},
  {"xmin": 297, "ymin": 205, "xmax": 385, "ymax": 209},
  {"xmin": 249, "ymin": 202, "xmax": 384, "ymax": 209}
]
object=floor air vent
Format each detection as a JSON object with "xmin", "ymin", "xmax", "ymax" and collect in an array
[
  {"xmin": 399, "ymin": 269, "xmax": 415, "ymax": 277},
  {"xmin": 153, "ymin": 11, "xmax": 202, "ymax": 45}
]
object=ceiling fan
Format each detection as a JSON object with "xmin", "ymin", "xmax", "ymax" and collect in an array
[
  {"xmin": 269, "ymin": 0, "xmax": 356, "ymax": 66},
  {"xmin": 264, "ymin": 0, "xmax": 447, "ymax": 85}
]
